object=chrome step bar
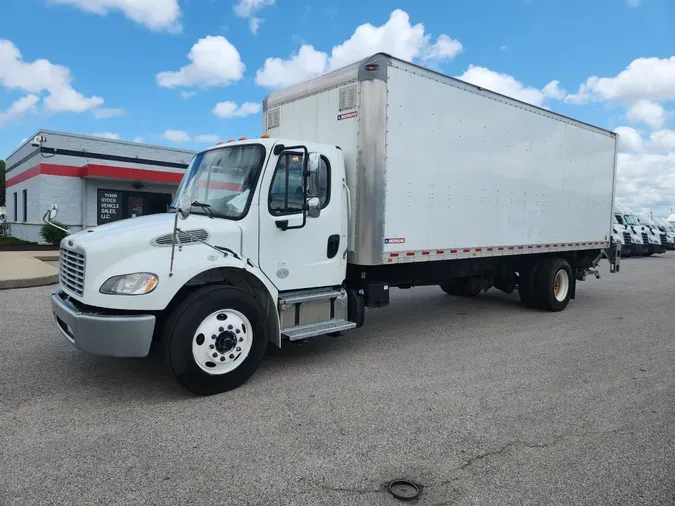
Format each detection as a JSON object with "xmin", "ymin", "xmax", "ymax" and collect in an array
[
  {"xmin": 282, "ymin": 319, "xmax": 357, "ymax": 341},
  {"xmin": 278, "ymin": 287, "xmax": 344, "ymax": 306}
]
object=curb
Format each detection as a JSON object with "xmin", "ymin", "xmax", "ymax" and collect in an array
[{"xmin": 0, "ymin": 273, "xmax": 59, "ymax": 290}]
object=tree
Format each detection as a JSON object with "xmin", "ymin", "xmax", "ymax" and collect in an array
[{"xmin": 0, "ymin": 160, "xmax": 5, "ymax": 207}]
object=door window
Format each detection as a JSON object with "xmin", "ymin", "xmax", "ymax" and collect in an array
[{"xmin": 269, "ymin": 153, "xmax": 330, "ymax": 216}]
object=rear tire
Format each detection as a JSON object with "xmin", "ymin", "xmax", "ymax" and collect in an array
[
  {"xmin": 517, "ymin": 264, "xmax": 540, "ymax": 309},
  {"xmin": 162, "ymin": 285, "xmax": 268, "ymax": 396},
  {"xmin": 533, "ymin": 258, "xmax": 573, "ymax": 312}
]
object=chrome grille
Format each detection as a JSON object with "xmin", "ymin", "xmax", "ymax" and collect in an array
[
  {"xmin": 151, "ymin": 229, "xmax": 209, "ymax": 246},
  {"xmin": 60, "ymin": 247, "xmax": 86, "ymax": 296},
  {"xmin": 622, "ymin": 232, "xmax": 631, "ymax": 245},
  {"xmin": 660, "ymin": 233, "xmax": 667, "ymax": 245},
  {"xmin": 642, "ymin": 232, "xmax": 649, "ymax": 244}
]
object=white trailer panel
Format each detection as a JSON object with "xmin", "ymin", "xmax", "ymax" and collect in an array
[{"xmin": 264, "ymin": 53, "xmax": 618, "ymax": 266}]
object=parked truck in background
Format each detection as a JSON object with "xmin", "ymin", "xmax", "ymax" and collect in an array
[
  {"xmin": 47, "ymin": 53, "xmax": 620, "ymax": 396},
  {"xmin": 636, "ymin": 213, "xmax": 667, "ymax": 255},
  {"xmin": 613, "ymin": 204, "xmax": 646, "ymax": 257},
  {"xmin": 615, "ymin": 202, "xmax": 664, "ymax": 256},
  {"xmin": 653, "ymin": 218, "xmax": 675, "ymax": 250}
]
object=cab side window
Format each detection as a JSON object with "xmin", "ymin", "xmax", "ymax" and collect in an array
[{"xmin": 269, "ymin": 153, "xmax": 330, "ymax": 216}]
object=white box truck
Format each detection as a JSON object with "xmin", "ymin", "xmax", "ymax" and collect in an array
[{"xmin": 47, "ymin": 53, "xmax": 620, "ymax": 395}]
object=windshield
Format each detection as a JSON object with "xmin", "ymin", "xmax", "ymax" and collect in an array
[
  {"xmin": 624, "ymin": 215, "xmax": 637, "ymax": 226},
  {"xmin": 173, "ymin": 145, "xmax": 266, "ymax": 220}
]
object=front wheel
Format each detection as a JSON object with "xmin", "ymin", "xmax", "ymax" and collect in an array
[{"xmin": 163, "ymin": 285, "xmax": 268, "ymax": 396}]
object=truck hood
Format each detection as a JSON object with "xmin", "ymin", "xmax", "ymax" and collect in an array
[{"xmin": 62, "ymin": 213, "xmax": 242, "ymax": 255}]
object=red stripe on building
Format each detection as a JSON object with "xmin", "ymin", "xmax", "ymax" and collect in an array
[{"xmin": 6, "ymin": 162, "xmax": 184, "ymax": 188}]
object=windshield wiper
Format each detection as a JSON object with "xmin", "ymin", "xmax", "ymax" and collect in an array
[{"xmin": 191, "ymin": 201, "xmax": 215, "ymax": 219}]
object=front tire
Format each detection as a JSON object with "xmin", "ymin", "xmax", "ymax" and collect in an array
[{"xmin": 163, "ymin": 285, "xmax": 268, "ymax": 396}]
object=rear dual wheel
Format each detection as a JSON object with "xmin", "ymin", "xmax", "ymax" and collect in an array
[{"xmin": 518, "ymin": 257, "xmax": 573, "ymax": 312}]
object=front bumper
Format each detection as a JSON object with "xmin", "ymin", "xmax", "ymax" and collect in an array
[
  {"xmin": 51, "ymin": 290, "xmax": 156, "ymax": 357},
  {"xmin": 630, "ymin": 243, "xmax": 646, "ymax": 255},
  {"xmin": 648, "ymin": 244, "xmax": 666, "ymax": 254}
]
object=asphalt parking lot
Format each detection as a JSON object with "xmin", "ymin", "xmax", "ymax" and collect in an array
[{"xmin": 1, "ymin": 255, "xmax": 674, "ymax": 506}]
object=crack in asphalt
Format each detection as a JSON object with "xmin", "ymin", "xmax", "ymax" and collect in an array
[
  {"xmin": 308, "ymin": 427, "xmax": 628, "ymax": 500},
  {"xmin": 457, "ymin": 426, "xmax": 626, "ymax": 472}
]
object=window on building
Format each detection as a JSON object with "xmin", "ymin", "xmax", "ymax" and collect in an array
[
  {"xmin": 22, "ymin": 189, "xmax": 27, "ymax": 222},
  {"xmin": 13, "ymin": 193, "xmax": 17, "ymax": 221},
  {"xmin": 268, "ymin": 153, "xmax": 330, "ymax": 216}
]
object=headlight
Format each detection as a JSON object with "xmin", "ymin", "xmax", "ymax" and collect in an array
[{"xmin": 100, "ymin": 272, "xmax": 159, "ymax": 295}]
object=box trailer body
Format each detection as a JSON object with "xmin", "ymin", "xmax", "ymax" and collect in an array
[
  {"xmin": 46, "ymin": 53, "xmax": 621, "ymax": 396},
  {"xmin": 263, "ymin": 53, "xmax": 618, "ymax": 267}
]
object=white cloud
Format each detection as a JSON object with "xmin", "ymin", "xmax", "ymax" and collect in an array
[
  {"xmin": 255, "ymin": 45, "xmax": 328, "ymax": 88},
  {"xmin": 92, "ymin": 132, "xmax": 121, "ymax": 140},
  {"xmin": 162, "ymin": 129, "xmax": 191, "ymax": 143},
  {"xmin": 0, "ymin": 39, "xmax": 111, "ymax": 118},
  {"xmin": 627, "ymin": 0, "xmax": 641, "ymax": 6},
  {"xmin": 234, "ymin": 0, "xmax": 275, "ymax": 34},
  {"xmin": 626, "ymin": 100, "xmax": 666, "ymax": 129},
  {"xmin": 195, "ymin": 134, "xmax": 219, "ymax": 143},
  {"xmin": 213, "ymin": 101, "xmax": 261, "ymax": 118},
  {"xmin": 565, "ymin": 56, "xmax": 675, "ymax": 104},
  {"xmin": 457, "ymin": 65, "xmax": 566, "ymax": 106},
  {"xmin": 133, "ymin": 136, "xmax": 145, "ymax": 143},
  {"xmin": 180, "ymin": 91, "xmax": 196, "ymax": 100},
  {"xmin": 614, "ymin": 126, "xmax": 675, "ymax": 153},
  {"xmin": 255, "ymin": 9, "xmax": 462, "ymax": 88},
  {"xmin": 0, "ymin": 94, "xmax": 39, "ymax": 127},
  {"xmin": 93, "ymin": 107, "xmax": 125, "ymax": 119},
  {"xmin": 48, "ymin": 0, "xmax": 182, "ymax": 33},
  {"xmin": 156, "ymin": 36, "xmax": 245, "ymax": 89},
  {"xmin": 615, "ymin": 126, "xmax": 645, "ymax": 153},
  {"xmin": 616, "ymin": 152, "xmax": 675, "ymax": 217}
]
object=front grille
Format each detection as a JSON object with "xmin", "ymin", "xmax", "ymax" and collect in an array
[
  {"xmin": 622, "ymin": 232, "xmax": 631, "ymax": 245},
  {"xmin": 60, "ymin": 247, "xmax": 86, "ymax": 296},
  {"xmin": 660, "ymin": 233, "xmax": 667, "ymax": 245},
  {"xmin": 642, "ymin": 232, "xmax": 649, "ymax": 244}
]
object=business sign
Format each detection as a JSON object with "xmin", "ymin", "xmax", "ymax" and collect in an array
[{"xmin": 97, "ymin": 189, "xmax": 122, "ymax": 225}]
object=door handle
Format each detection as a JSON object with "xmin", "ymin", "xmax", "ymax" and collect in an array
[{"xmin": 327, "ymin": 234, "xmax": 340, "ymax": 258}]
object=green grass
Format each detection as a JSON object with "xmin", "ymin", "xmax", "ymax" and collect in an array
[{"xmin": 0, "ymin": 236, "xmax": 37, "ymax": 246}]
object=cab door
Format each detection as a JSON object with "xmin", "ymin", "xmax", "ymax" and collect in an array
[{"xmin": 258, "ymin": 144, "xmax": 346, "ymax": 291}]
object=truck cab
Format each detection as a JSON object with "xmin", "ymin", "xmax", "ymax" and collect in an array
[
  {"xmin": 635, "ymin": 213, "xmax": 667, "ymax": 255},
  {"xmin": 612, "ymin": 206, "xmax": 645, "ymax": 256},
  {"xmin": 653, "ymin": 218, "xmax": 675, "ymax": 250}
]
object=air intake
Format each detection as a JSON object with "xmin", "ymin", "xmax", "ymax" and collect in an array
[{"xmin": 151, "ymin": 229, "xmax": 209, "ymax": 247}]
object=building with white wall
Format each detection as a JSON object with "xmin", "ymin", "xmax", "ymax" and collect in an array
[{"xmin": 4, "ymin": 130, "xmax": 196, "ymax": 243}]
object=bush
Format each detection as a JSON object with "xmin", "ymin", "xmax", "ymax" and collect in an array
[{"xmin": 40, "ymin": 221, "xmax": 70, "ymax": 245}]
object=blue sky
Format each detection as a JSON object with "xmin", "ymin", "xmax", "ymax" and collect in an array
[{"xmin": 1, "ymin": 0, "xmax": 674, "ymax": 215}]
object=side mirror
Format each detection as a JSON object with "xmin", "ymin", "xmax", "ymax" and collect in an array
[
  {"xmin": 307, "ymin": 152, "xmax": 321, "ymax": 174},
  {"xmin": 178, "ymin": 195, "xmax": 192, "ymax": 220},
  {"xmin": 307, "ymin": 197, "xmax": 321, "ymax": 218},
  {"xmin": 48, "ymin": 202, "xmax": 59, "ymax": 221}
]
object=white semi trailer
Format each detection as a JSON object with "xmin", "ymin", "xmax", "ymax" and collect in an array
[{"xmin": 48, "ymin": 53, "xmax": 620, "ymax": 395}]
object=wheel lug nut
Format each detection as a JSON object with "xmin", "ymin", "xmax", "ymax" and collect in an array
[
  {"xmin": 212, "ymin": 353, "xmax": 218, "ymax": 358},
  {"xmin": 210, "ymin": 345, "xmax": 215, "ymax": 349},
  {"xmin": 236, "ymin": 347, "xmax": 241, "ymax": 352},
  {"xmin": 220, "ymin": 357, "xmax": 225, "ymax": 362},
  {"xmin": 235, "ymin": 329, "xmax": 240, "ymax": 334},
  {"xmin": 219, "ymin": 327, "xmax": 224, "ymax": 332},
  {"xmin": 211, "ymin": 335, "xmax": 216, "ymax": 340},
  {"xmin": 239, "ymin": 337, "xmax": 243, "ymax": 342},
  {"xmin": 229, "ymin": 354, "xmax": 234, "ymax": 359},
  {"xmin": 228, "ymin": 325, "xmax": 233, "ymax": 330}
]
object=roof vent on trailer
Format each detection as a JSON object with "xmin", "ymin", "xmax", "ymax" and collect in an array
[
  {"xmin": 338, "ymin": 83, "xmax": 357, "ymax": 111},
  {"xmin": 267, "ymin": 108, "xmax": 280, "ymax": 129}
]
